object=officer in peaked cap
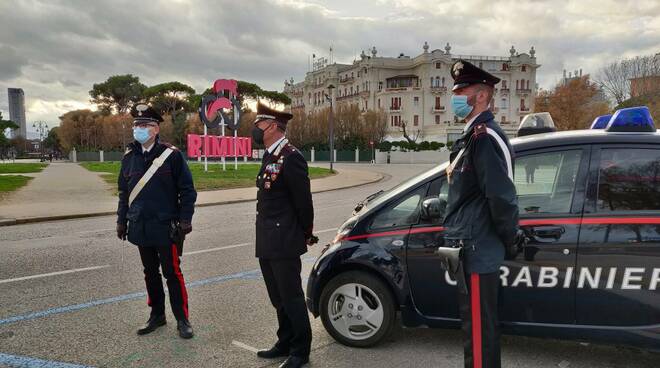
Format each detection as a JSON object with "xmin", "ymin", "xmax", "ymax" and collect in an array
[
  {"xmin": 252, "ymin": 101, "xmax": 314, "ymax": 368},
  {"xmin": 444, "ymin": 60, "xmax": 524, "ymax": 368},
  {"xmin": 116, "ymin": 103, "xmax": 197, "ymax": 339}
]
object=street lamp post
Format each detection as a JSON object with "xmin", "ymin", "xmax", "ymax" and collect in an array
[
  {"xmin": 32, "ymin": 121, "xmax": 49, "ymax": 161},
  {"xmin": 325, "ymin": 84, "xmax": 335, "ymax": 172}
]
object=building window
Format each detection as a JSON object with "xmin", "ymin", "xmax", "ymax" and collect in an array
[
  {"xmin": 435, "ymin": 115, "xmax": 440, "ymax": 124},
  {"xmin": 526, "ymin": 80, "xmax": 530, "ymax": 90},
  {"xmin": 435, "ymin": 62, "xmax": 441, "ymax": 69},
  {"xmin": 501, "ymin": 98, "xmax": 508, "ymax": 109},
  {"xmin": 356, "ymin": 86, "xmax": 359, "ymax": 93},
  {"xmin": 479, "ymin": 62, "xmax": 483, "ymax": 69},
  {"xmin": 501, "ymin": 115, "xmax": 506, "ymax": 123},
  {"xmin": 502, "ymin": 63, "xmax": 509, "ymax": 71},
  {"xmin": 414, "ymin": 97, "xmax": 419, "ymax": 106},
  {"xmin": 378, "ymin": 81, "xmax": 383, "ymax": 91},
  {"xmin": 365, "ymin": 100, "xmax": 368, "ymax": 110},
  {"xmin": 378, "ymin": 99, "xmax": 381, "ymax": 108},
  {"xmin": 441, "ymin": 77, "xmax": 445, "ymax": 87},
  {"xmin": 502, "ymin": 80, "xmax": 507, "ymax": 89},
  {"xmin": 520, "ymin": 98, "xmax": 526, "ymax": 110},
  {"xmin": 414, "ymin": 115, "xmax": 419, "ymax": 126},
  {"xmin": 435, "ymin": 97, "xmax": 441, "ymax": 109},
  {"xmin": 522, "ymin": 65, "xmax": 527, "ymax": 72}
]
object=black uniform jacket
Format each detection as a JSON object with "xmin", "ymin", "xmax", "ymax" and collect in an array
[
  {"xmin": 442, "ymin": 110, "xmax": 519, "ymax": 273},
  {"xmin": 255, "ymin": 141, "xmax": 314, "ymax": 259},
  {"xmin": 117, "ymin": 138, "xmax": 197, "ymax": 247}
]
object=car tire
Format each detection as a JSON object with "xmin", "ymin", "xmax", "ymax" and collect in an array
[{"xmin": 319, "ymin": 271, "xmax": 396, "ymax": 348}]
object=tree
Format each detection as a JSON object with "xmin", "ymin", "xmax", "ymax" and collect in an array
[
  {"xmin": 595, "ymin": 54, "xmax": 660, "ymax": 104},
  {"xmin": 362, "ymin": 109, "xmax": 388, "ymax": 147},
  {"xmin": 534, "ymin": 75, "xmax": 610, "ymax": 131},
  {"xmin": 144, "ymin": 82, "xmax": 196, "ymax": 116},
  {"xmin": 43, "ymin": 126, "xmax": 63, "ymax": 152},
  {"xmin": 399, "ymin": 119, "xmax": 422, "ymax": 144},
  {"xmin": 0, "ymin": 112, "xmax": 19, "ymax": 153},
  {"xmin": 90, "ymin": 74, "xmax": 147, "ymax": 114},
  {"xmin": 58, "ymin": 109, "xmax": 104, "ymax": 151}
]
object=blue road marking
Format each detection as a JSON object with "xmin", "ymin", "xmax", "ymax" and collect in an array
[
  {"xmin": 0, "ymin": 352, "xmax": 94, "ymax": 368},
  {"xmin": 0, "ymin": 269, "xmax": 261, "ymax": 327}
]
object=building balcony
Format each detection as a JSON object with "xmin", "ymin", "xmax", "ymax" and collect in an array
[
  {"xmin": 499, "ymin": 88, "xmax": 510, "ymax": 94},
  {"xmin": 336, "ymin": 92, "xmax": 360, "ymax": 101},
  {"xmin": 383, "ymin": 87, "xmax": 421, "ymax": 93},
  {"xmin": 360, "ymin": 90, "xmax": 370, "ymax": 98},
  {"xmin": 517, "ymin": 107, "xmax": 531, "ymax": 113},
  {"xmin": 430, "ymin": 86, "xmax": 448, "ymax": 94},
  {"xmin": 339, "ymin": 76, "xmax": 355, "ymax": 84},
  {"xmin": 432, "ymin": 106, "xmax": 446, "ymax": 113},
  {"xmin": 290, "ymin": 103, "xmax": 305, "ymax": 109},
  {"xmin": 389, "ymin": 106, "xmax": 402, "ymax": 112},
  {"xmin": 516, "ymin": 88, "xmax": 532, "ymax": 95}
]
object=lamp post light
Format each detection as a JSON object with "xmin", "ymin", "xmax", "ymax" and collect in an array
[{"xmin": 325, "ymin": 84, "xmax": 335, "ymax": 172}]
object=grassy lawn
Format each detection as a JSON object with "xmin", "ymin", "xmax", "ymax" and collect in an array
[
  {"xmin": 80, "ymin": 162, "xmax": 334, "ymax": 191},
  {"xmin": 0, "ymin": 175, "xmax": 33, "ymax": 198},
  {"xmin": 0, "ymin": 163, "xmax": 48, "ymax": 174}
]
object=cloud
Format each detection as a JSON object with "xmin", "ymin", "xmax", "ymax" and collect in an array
[{"xmin": 0, "ymin": 0, "xmax": 658, "ymax": 125}]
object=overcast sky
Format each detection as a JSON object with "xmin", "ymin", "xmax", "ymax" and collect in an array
[{"xmin": 0, "ymin": 0, "xmax": 658, "ymax": 135}]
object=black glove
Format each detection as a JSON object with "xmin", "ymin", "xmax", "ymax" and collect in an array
[
  {"xmin": 306, "ymin": 234, "xmax": 319, "ymax": 246},
  {"xmin": 116, "ymin": 223, "xmax": 127, "ymax": 241},
  {"xmin": 179, "ymin": 220, "xmax": 192, "ymax": 235},
  {"xmin": 504, "ymin": 229, "xmax": 526, "ymax": 260}
]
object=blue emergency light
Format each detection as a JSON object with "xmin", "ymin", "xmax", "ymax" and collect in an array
[
  {"xmin": 590, "ymin": 114, "xmax": 612, "ymax": 129},
  {"xmin": 605, "ymin": 106, "xmax": 655, "ymax": 132}
]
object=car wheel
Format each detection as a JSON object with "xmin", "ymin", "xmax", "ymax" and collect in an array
[{"xmin": 319, "ymin": 271, "xmax": 396, "ymax": 347}]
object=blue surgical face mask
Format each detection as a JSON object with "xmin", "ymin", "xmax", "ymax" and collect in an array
[
  {"xmin": 133, "ymin": 127, "xmax": 151, "ymax": 144},
  {"xmin": 451, "ymin": 95, "xmax": 474, "ymax": 119}
]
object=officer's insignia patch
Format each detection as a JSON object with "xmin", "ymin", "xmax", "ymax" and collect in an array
[
  {"xmin": 453, "ymin": 61, "xmax": 464, "ymax": 76},
  {"xmin": 271, "ymin": 173, "xmax": 278, "ymax": 181},
  {"xmin": 264, "ymin": 181, "xmax": 271, "ymax": 189},
  {"xmin": 265, "ymin": 163, "xmax": 281, "ymax": 174}
]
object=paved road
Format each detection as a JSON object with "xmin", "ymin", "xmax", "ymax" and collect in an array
[{"xmin": 0, "ymin": 164, "xmax": 656, "ymax": 368}]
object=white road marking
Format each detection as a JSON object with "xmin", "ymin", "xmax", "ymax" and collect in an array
[
  {"xmin": 184, "ymin": 243, "xmax": 252, "ymax": 256},
  {"xmin": 0, "ymin": 265, "xmax": 110, "ymax": 285},
  {"xmin": 231, "ymin": 340, "xmax": 260, "ymax": 353},
  {"xmin": 182, "ymin": 228, "xmax": 337, "ymax": 256}
]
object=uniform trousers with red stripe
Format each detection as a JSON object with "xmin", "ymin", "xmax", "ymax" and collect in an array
[
  {"xmin": 138, "ymin": 244, "xmax": 189, "ymax": 321},
  {"xmin": 457, "ymin": 270, "xmax": 500, "ymax": 368}
]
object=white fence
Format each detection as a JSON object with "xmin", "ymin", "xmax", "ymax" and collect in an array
[{"xmin": 375, "ymin": 150, "xmax": 451, "ymax": 164}]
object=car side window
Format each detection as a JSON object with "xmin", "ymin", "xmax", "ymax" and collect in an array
[
  {"xmin": 597, "ymin": 148, "xmax": 660, "ymax": 212},
  {"xmin": 514, "ymin": 150, "xmax": 582, "ymax": 215},
  {"xmin": 428, "ymin": 176, "xmax": 449, "ymax": 203},
  {"xmin": 370, "ymin": 184, "xmax": 428, "ymax": 230}
]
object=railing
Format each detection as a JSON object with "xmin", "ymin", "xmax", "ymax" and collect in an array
[
  {"xmin": 430, "ymin": 86, "xmax": 447, "ymax": 93},
  {"xmin": 339, "ymin": 77, "xmax": 355, "ymax": 84},
  {"xmin": 499, "ymin": 88, "xmax": 510, "ymax": 93},
  {"xmin": 452, "ymin": 54, "xmax": 511, "ymax": 62},
  {"xmin": 517, "ymin": 107, "xmax": 530, "ymax": 112},
  {"xmin": 432, "ymin": 106, "xmax": 446, "ymax": 112},
  {"xmin": 516, "ymin": 88, "xmax": 532, "ymax": 94},
  {"xmin": 336, "ymin": 92, "xmax": 360, "ymax": 101},
  {"xmin": 389, "ymin": 106, "xmax": 402, "ymax": 112}
]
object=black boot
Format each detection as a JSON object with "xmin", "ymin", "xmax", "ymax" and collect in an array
[
  {"xmin": 177, "ymin": 319, "xmax": 194, "ymax": 339},
  {"xmin": 137, "ymin": 315, "xmax": 166, "ymax": 335},
  {"xmin": 257, "ymin": 345, "xmax": 289, "ymax": 359}
]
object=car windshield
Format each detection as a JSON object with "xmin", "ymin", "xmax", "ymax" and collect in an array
[{"xmin": 356, "ymin": 162, "xmax": 448, "ymax": 215}]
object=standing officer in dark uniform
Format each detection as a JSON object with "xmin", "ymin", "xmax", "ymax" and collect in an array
[
  {"xmin": 116, "ymin": 103, "xmax": 197, "ymax": 339},
  {"xmin": 252, "ymin": 102, "xmax": 314, "ymax": 368},
  {"xmin": 443, "ymin": 60, "xmax": 521, "ymax": 368}
]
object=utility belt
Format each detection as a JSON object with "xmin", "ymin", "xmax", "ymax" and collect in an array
[{"xmin": 437, "ymin": 239, "xmax": 469, "ymax": 294}]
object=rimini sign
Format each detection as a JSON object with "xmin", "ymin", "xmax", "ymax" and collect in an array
[
  {"xmin": 443, "ymin": 266, "xmax": 660, "ymax": 290},
  {"xmin": 186, "ymin": 134, "xmax": 252, "ymax": 158}
]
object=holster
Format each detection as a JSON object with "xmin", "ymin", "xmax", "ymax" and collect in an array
[
  {"xmin": 437, "ymin": 240, "xmax": 468, "ymax": 294},
  {"xmin": 169, "ymin": 221, "xmax": 185, "ymax": 255}
]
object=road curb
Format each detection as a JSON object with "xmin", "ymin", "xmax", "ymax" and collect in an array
[{"xmin": 0, "ymin": 171, "xmax": 385, "ymax": 227}]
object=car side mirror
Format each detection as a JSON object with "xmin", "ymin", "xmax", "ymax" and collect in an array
[{"xmin": 421, "ymin": 197, "xmax": 447, "ymax": 220}]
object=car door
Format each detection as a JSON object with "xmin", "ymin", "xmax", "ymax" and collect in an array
[
  {"xmin": 407, "ymin": 147, "xmax": 589, "ymax": 323},
  {"xmin": 499, "ymin": 146, "xmax": 589, "ymax": 324},
  {"xmin": 406, "ymin": 175, "xmax": 457, "ymax": 319},
  {"xmin": 576, "ymin": 144, "xmax": 660, "ymax": 327}
]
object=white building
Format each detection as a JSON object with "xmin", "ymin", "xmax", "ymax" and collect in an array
[{"xmin": 284, "ymin": 43, "xmax": 539, "ymax": 142}]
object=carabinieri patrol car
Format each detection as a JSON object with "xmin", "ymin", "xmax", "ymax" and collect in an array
[{"xmin": 306, "ymin": 106, "xmax": 660, "ymax": 350}]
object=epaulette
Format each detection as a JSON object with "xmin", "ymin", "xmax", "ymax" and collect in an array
[
  {"xmin": 472, "ymin": 123, "xmax": 487, "ymax": 138},
  {"xmin": 281, "ymin": 143, "xmax": 298, "ymax": 154},
  {"xmin": 161, "ymin": 142, "xmax": 179, "ymax": 151}
]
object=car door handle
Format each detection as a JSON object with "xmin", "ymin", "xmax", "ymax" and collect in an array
[{"xmin": 532, "ymin": 226, "xmax": 564, "ymax": 239}]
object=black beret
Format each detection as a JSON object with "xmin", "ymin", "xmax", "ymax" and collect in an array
[
  {"xmin": 131, "ymin": 103, "xmax": 164, "ymax": 124},
  {"xmin": 254, "ymin": 101, "xmax": 293, "ymax": 128},
  {"xmin": 451, "ymin": 59, "xmax": 501, "ymax": 91}
]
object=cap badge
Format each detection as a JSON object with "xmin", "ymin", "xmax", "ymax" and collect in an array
[{"xmin": 453, "ymin": 61, "xmax": 464, "ymax": 76}]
